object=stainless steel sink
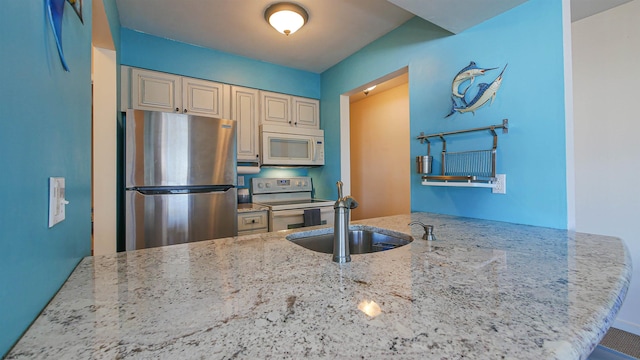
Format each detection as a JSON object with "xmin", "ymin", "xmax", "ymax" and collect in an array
[{"xmin": 286, "ymin": 227, "xmax": 413, "ymax": 254}]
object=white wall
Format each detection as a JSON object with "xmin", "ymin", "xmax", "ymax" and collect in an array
[
  {"xmin": 572, "ymin": 0, "xmax": 640, "ymax": 335},
  {"xmin": 92, "ymin": 46, "xmax": 117, "ymax": 255}
]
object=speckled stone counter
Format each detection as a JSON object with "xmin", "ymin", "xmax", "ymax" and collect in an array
[
  {"xmin": 6, "ymin": 213, "xmax": 632, "ymax": 359},
  {"xmin": 237, "ymin": 203, "xmax": 269, "ymax": 213}
]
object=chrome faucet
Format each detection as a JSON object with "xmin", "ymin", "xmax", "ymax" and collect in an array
[{"xmin": 333, "ymin": 181, "xmax": 359, "ymax": 263}]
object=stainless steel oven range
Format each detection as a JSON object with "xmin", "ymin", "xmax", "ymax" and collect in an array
[{"xmin": 251, "ymin": 177, "xmax": 334, "ymax": 231}]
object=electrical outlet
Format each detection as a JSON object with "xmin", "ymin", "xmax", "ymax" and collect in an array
[
  {"xmin": 238, "ymin": 176, "xmax": 245, "ymax": 187},
  {"xmin": 492, "ymin": 174, "xmax": 506, "ymax": 194}
]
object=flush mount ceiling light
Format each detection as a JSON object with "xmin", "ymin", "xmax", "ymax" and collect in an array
[{"xmin": 264, "ymin": 2, "xmax": 309, "ymax": 36}]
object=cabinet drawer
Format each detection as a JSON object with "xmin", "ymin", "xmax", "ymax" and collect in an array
[{"xmin": 238, "ymin": 211, "xmax": 268, "ymax": 232}]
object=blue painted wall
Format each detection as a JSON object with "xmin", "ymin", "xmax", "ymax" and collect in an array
[
  {"xmin": 0, "ymin": 1, "xmax": 94, "ymax": 356},
  {"xmin": 315, "ymin": 0, "xmax": 568, "ymax": 229},
  {"xmin": 120, "ymin": 28, "xmax": 321, "ymax": 99}
]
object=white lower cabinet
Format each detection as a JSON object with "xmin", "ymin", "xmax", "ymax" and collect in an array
[{"xmin": 238, "ymin": 210, "xmax": 268, "ymax": 235}]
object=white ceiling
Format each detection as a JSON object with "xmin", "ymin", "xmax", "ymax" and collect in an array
[
  {"xmin": 570, "ymin": 0, "xmax": 632, "ymax": 21},
  {"xmin": 116, "ymin": 0, "xmax": 414, "ymax": 73},
  {"xmin": 115, "ymin": 0, "xmax": 633, "ymax": 73},
  {"xmin": 387, "ymin": 0, "xmax": 527, "ymax": 34}
]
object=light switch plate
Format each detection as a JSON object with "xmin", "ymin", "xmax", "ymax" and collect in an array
[
  {"xmin": 48, "ymin": 177, "xmax": 68, "ymax": 227},
  {"xmin": 238, "ymin": 176, "xmax": 245, "ymax": 187}
]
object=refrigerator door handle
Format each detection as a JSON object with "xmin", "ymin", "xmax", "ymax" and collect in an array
[{"xmin": 133, "ymin": 186, "xmax": 235, "ymax": 195}]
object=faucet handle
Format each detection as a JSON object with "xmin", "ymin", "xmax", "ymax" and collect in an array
[
  {"xmin": 408, "ymin": 221, "xmax": 436, "ymax": 241},
  {"xmin": 345, "ymin": 196, "xmax": 358, "ymax": 209},
  {"xmin": 336, "ymin": 181, "xmax": 344, "ymax": 199}
]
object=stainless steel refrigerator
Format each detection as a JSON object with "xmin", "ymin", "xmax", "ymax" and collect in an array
[{"xmin": 125, "ymin": 110, "xmax": 237, "ymax": 250}]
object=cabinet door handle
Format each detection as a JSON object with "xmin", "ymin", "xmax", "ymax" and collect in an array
[
  {"xmin": 183, "ymin": 109, "xmax": 188, "ymax": 113},
  {"xmin": 251, "ymin": 219, "xmax": 256, "ymax": 223},
  {"xmin": 175, "ymin": 107, "xmax": 180, "ymax": 112}
]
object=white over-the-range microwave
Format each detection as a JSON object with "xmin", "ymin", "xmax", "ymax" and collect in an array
[{"xmin": 260, "ymin": 124, "xmax": 325, "ymax": 166}]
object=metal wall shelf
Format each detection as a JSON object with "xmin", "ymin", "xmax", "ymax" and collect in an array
[
  {"xmin": 420, "ymin": 180, "xmax": 496, "ymax": 188},
  {"xmin": 417, "ymin": 119, "xmax": 508, "ymax": 188}
]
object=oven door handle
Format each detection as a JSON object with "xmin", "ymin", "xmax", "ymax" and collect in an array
[
  {"xmin": 272, "ymin": 208, "xmax": 332, "ymax": 217},
  {"xmin": 272, "ymin": 209, "xmax": 306, "ymax": 217}
]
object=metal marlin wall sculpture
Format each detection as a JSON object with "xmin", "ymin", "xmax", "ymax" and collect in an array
[
  {"xmin": 46, "ymin": 0, "xmax": 83, "ymax": 72},
  {"xmin": 47, "ymin": 0, "xmax": 69, "ymax": 71},
  {"xmin": 451, "ymin": 61, "xmax": 497, "ymax": 100},
  {"xmin": 446, "ymin": 63, "xmax": 507, "ymax": 117}
]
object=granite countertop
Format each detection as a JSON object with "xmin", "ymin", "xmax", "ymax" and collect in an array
[
  {"xmin": 6, "ymin": 213, "xmax": 631, "ymax": 359},
  {"xmin": 237, "ymin": 203, "xmax": 269, "ymax": 213}
]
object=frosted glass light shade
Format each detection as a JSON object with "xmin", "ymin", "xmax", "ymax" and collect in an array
[{"xmin": 265, "ymin": 3, "xmax": 309, "ymax": 36}]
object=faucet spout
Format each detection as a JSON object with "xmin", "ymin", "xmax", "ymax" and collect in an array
[{"xmin": 333, "ymin": 181, "xmax": 358, "ymax": 263}]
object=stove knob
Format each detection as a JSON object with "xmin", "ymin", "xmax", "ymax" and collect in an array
[
  {"xmin": 265, "ymin": 183, "xmax": 271, "ymax": 188},
  {"xmin": 257, "ymin": 183, "xmax": 264, "ymax": 189},
  {"xmin": 303, "ymin": 181, "xmax": 309, "ymax": 186},
  {"xmin": 296, "ymin": 181, "xmax": 302, "ymax": 187}
]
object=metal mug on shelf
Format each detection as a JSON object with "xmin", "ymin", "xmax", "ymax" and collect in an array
[{"xmin": 416, "ymin": 155, "xmax": 432, "ymax": 174}]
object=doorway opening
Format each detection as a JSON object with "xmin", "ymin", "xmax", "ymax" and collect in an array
[{"xmin": 339, "ymin": 68, "xmax": 410, "ymax": 220}]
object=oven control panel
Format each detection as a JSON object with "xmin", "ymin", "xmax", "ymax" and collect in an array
[{"xmin": 252, "ymin": 177, "xmax": 313, "ymax": 194}]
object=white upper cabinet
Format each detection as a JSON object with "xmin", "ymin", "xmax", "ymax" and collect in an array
[
  {"xmin": 131, "ymin": 68, "xmax": 180, "ymax": 113},
  {"xmin": 121, "ymin": 67, "xmax": 321, "ymax": 161},
  {"xmin": 231, "ymin": 86, "xmax": 260, "ymax": 162},
  {"xmin": 128, "ymin": 68, "xmax": 228, "ymax": 118},
  {"xmin": 260, "ymin": 91, "xmax": 319, "ymax": 129},
  {"xmin": 182, "ymin": 77, "xmax": 228, "ymax": 118},
  {"xmin": 292, "ymin": 97, "xmax": 319, "ymax": 128},
  {"xmin": 260, "ymin": 91, "xmax": 291, "ymax": 126}
]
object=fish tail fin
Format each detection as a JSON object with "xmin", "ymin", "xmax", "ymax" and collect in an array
[
  {"xmin": 445, "ymin": 97, "xmax": 457, "ymax": 118},
  {"xmin": 47, "ymin": 0, "xmax": 70, "ymax": 72}
]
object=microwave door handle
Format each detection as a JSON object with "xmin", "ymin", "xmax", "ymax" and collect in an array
[{"xmin": 311, "ymin": 139, "xmax": 317, "ymax": 161}]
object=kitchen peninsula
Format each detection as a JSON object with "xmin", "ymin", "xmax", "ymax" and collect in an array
[{"xmin": 6, "ymin": 213, "xmax": 631, "ymax": 359}]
